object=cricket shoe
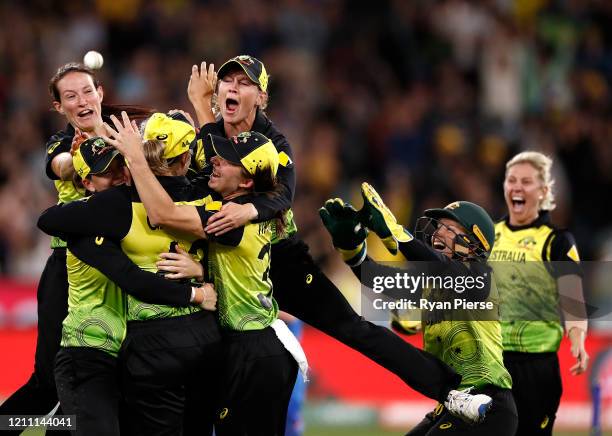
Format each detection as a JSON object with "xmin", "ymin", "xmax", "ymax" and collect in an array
[{"xmin": 444, "ymin": 387, "xmax": 492, "ymax": 424}]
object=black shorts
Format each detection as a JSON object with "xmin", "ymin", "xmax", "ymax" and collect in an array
[
  {"xmin": 215, "ymin": 326, "xmax": 298, "ymax": 436},
  {"xmin": 120, "ymin": 310, "xmax": 222, "ymax": 436},
  {"xmin": 503, "ymin": 351, "xmax": 562, "ymax": 436},
  {"xmin": 55, "ymin": 347, "xmax": 120, "ymax": 436}
]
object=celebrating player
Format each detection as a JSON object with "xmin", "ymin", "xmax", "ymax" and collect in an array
[
  {"xmin": 319, "ymin": 183, "xmax": 518, "ymax": 434},
  {"xmin": 38, "ymin": 137, "xmax": 216, "ymax": 436},
  {"xmin": 491, "ymin": 151, "xmax": 588, "ymax": 435},
  {"xmin": 36, "ymin": 114, "xmax": 224, "ymax": 436},
  {"xmin": 104, "ymin": 113, "xmax": 300, "ymax": 435},
  {"xmin": 0, "ymin": 63, "xmax": 152, "ymax": 434},
  {"xmin": 176, "ymin": 55, "xmax": 497, "ymax": 421}
]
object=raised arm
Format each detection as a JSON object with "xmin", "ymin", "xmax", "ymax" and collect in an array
[{"xmin": 187, "ymin": 62, "xmax": 217, "ymax": 127}]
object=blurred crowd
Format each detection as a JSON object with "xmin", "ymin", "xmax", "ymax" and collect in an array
[{"xmin": 0, "ymin": 0, "xmax": 611, "ymax": 314}]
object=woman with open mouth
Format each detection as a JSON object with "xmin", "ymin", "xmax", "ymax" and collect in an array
[
  {"xmin": 182, "ymin": 54, "xmax": 496, "ymax": 425},
  {"xmin": 490, "ymin": 150, "xmax": 589, "ymax": 435}
]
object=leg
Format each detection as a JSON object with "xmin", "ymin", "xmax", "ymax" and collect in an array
[
  {"xmin": 216, "ymin": 330, "xmax": 298, "ymax": 436},
  {"xmin": 404, "ymin": 407, "xmax": 442, "ymax": 436},
  {"xmin": 271, "ymin": 239, "xmax": 461, "ymax": 402},
  {"xmin": 0, "ymin": 249, "xmax": 70, "ymax": 436},
  {"xmin": 183, "ymin": 341, "xmax": 223, "ymax": 436},
  {"xmin": 421, "ymin": 388, "xmax": 517, "ymax": 436},
  {"xmin": 504, "ymin": 352, "xmax": 562, "ymax": 436},
  {"xmin": 54, "ymin": 347, "xmax": 121, "ymax": 436},
  {"xmin": 121, "ymin": 313, "xmax": 221, "ymax": 436}
]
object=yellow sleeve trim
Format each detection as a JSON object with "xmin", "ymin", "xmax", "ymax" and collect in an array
[
  {"xmin": 205, "ymin": 201, "xmax": 222, "ymax": 212},
  {"xmin": 47, "ymin": 141, "xmax": 61, "ymax": 154},
  {"xmin": 278, "ymin": 151, "xmax": 293, "ymax": 167},
  {"xmin": 567, "ymin": 245, "xmax": 580, "ymax": 262}
]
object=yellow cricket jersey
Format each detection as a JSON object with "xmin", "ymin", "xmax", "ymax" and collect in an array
[{"xmin": 489, "ymin": 212, "xmax": 582, "ymax": 353}]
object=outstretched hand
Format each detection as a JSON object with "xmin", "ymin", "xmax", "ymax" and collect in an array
[
  {"xmin": 359, "ymin": 182, "xmax": 412, "ymax": 255},
  {"xmin": 70, "ymin": 128, "xmax": 89, "ymax": 155},
  {"xmin": 102, "ymin": 112, "xmax": 144, "ymax": 164},
  {"xmin": 319, "ymin": 198, "xmax": 368, "ymax": 250},
  {"xmin": 188, "ymin": 62, "xmax": 217, "ymax": 105}
]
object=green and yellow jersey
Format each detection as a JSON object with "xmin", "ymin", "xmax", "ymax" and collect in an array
[
  {"xmin": 355, "ymin": 237, "xmax": 512, "ymax": 390},
  {"xmin": 121, "ymin": 198, "xmax": 208, "ymax": 321},
  {"xmin": 421, "ymin": 283, "xmax": 513, "ymax": 390},
  {"xmin": 489, "ymin": 211, "xmax": 582, "ymax": 353},
  {"xmin": 50, "ymin": 234, "xmax": 199, "ymax": 356},
  {"xmin": 62, "ymin": 244, "xmax": 127, "ymax": 357},
  {"xmin": 37, "ymin": 176, "xmax": 211, "ymax": 323},
  {"xmin": 198, "ymin": 198, "xmax": 278, "ymax": 331}
]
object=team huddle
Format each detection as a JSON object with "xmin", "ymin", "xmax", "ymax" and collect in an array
[{"xmin": 0, "ymin": 54, "xmax": 588, "ymax": 436}]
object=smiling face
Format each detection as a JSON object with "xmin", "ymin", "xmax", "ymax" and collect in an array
[
  {"xmin": 52, "ymin": 71, "xmax": 104, "ymax": 134},
  {"xmin": 217, "ymin": 69, "xmax": 265, "ymax": 131},
  {"xmin": 208, "ymin": 155, "xmax": 253, "ymax": 198},
  {"xmin": 504, "ymin": 162, "xmax": 547, "ymax": 226},
  {"xmin": 431, "ymin": 218, "xmax": 469, "ymax": 259},
  {"xmin": 82, "ymin": 158, "xmax": 128, "ymax": 193}
]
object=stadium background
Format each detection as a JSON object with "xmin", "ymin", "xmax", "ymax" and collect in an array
[{"xmin": 0, "ymin": 0, "xmax": 610, "ymax": 434}]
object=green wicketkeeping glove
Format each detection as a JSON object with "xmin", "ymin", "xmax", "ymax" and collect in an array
[
  {"xmin": 359, "ymin": 182, "xmax": 413, "ymax": 255},
  {"xmin": 319, "ymin": 198, "xmax": 368, "ymax": 266}
]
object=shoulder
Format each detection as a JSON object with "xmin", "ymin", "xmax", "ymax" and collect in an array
[
  {"xmin": 45, "ymin": 129, "xmax": 74, "ymax": 179},
  {"xmin": 548, "ymin": 229, "xmax": 580, "ymax": 261}
]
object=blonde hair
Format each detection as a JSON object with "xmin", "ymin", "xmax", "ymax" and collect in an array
[
  {"xmin": 505, "ymin": 151, "xmax": 556, "ymax": 211},
  {"xmin": 142, "ymin": 140, "xmax": 170, "ymax": 176}
]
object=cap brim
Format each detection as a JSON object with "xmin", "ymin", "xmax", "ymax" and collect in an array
[
  {"xmin": 89, "ymin": 148, "xmax": 122, "ymax": 175},
  {"xmin": 424, "ymin": 208, "xmax": 463, "ymax": 226},
  {"xmin": 217, "ymin": 60, "xmax": 259, "ymax": 87},
  {"xmin": 209, "ymin": 134, "xmax": 242, "ymax": 165}
]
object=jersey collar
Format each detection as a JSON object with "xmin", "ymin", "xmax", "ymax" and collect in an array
[
  {"xmin": 217, "ymin": 108, "xmax": 270, "ymax": 136},
  {"xmin": 502, "ymin": 210, "xmax": 551, "ymax": 231}
]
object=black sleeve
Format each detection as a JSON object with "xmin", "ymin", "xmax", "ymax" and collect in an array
[
  {"xmin": 195, "ymin": 120, "xmax": 296, "ymax": 222},
  {"xmin": 546, "ymin": 230, "xmax": 584, "ymax": 277},
  {"xmin": 188, "ymin": 122, "xmax": 220, "ymax": 178},
  {"xmin": 196, "ymin": 206, "xmax": 244, "ymax": 247},
  {"xmin": 250, "ymin": 128, "xmax": 295, "ymax": 222},
  {"xmin": 350, "ymin": 256, "xmax": 423, "ymax": 301},
  {"xmin": 190, "ymin": 122, "xmax": 221, "ymax": 178},
  {"xmin": 68, "ymin": 237, "xmax": 192, "ymax": 306},
  {"xmin": 351, "ymin": 255, "xmax": 492, "ymax": 302},
  {"xmin": 37, "ymin": 186, "xmax": 132, "ymax": 240},
  {"xmin": 45, "ymin": 130, "xmax": 73, "ymax": 180}
]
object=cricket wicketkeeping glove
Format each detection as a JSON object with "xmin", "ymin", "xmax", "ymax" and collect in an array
[
  {"xmin": 319, "ymin": 198, "xmax": 368, "ymax": 266},
  {"xmin": 359, "ymin": 182, "xmax": 413, "ymax": 255}
]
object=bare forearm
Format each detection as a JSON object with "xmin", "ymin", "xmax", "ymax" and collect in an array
[
  {"xmin": 191, "ymin": 99, "xmax": 215, "ymax": 127},
  {"xmin": 558, "ymin": 275, "xmax": 588, "ymax": 333}
]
